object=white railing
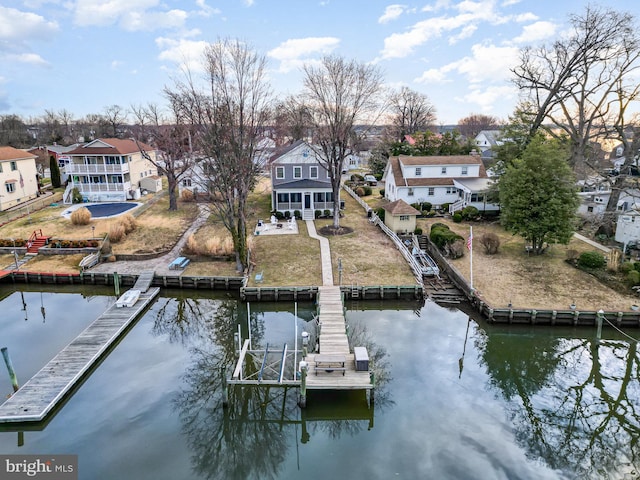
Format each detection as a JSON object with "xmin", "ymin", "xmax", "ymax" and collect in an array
[
  {"xmin": 65, "ymin": 163, "xmax": 129, "ymax": 174},
  {"xmin": 449, "ymin": 199, "xmax": 465, "ymax": 214},
  {"xmin": 76, "ymin": 183, "xmax": 126, "ymax": 193}
]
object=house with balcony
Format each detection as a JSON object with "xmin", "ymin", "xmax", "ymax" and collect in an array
[
  {"xmin": 0, "ymin": 146, "xmax": 39, "ymax": 211},
  {"xmin": 382, "ymin": 153, "xmax": 500, "ymax": 214},
  {"xmin": 270, "ymin": 140, "xmax": 336, "ymax": 220},
  {"xmin": 62, "ymin": 138, "xmax": 159, "ymax": 203}
]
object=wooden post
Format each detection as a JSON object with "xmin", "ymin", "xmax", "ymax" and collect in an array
[
  {"xmin": 1, "ymin": 347, "xmax": 20, "ymax": 393},
  {"xmin": 113, "ymin": 271, "xmax": 120, "ymax": 297},
  {"xmin": 221, "ymin": 366, "xmax": 228, "ymax": 408},
  {"xmin": 298, "ymin": 361, "xmax": 308, "ymax": 408},
  {"xmin": 370, "ymin": 371, "xmax": 375, "ymax": 405}
]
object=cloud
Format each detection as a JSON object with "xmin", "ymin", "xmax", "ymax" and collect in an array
[
  {"xmin": 456, "ymin": 84, "xmax": 516, "ymax": 116},
  {"xmin": 416, "ymin": 43, "xmax": 518, "ymax": 85},
  {"xmin": 156, "ymin": 37, "xmax": 209, "ymax": 72},
  {"xmin": 378, "ymin": 4, "xmax": 406, "ymax": 24},
  {"xmin": 7, "ymin": 53, "xmax": 49, "ymax": 66},
  {"xmin": 268, "ymin": 37, "xmax": 340, "ymax": 72},
  {"xmin": 194, "ymin": 0, "xmax": 221, "ymax": 18},
  {"xmin": 0, "ymin": 6, "xmax": 59, "ymax": 42},
  {"xmin": 73, "ymin": 0, "xmax": 188, "ymax": 31},
  {"xmin": 512, "ymin": 21, "xmax": 557, "ymax": 44}
]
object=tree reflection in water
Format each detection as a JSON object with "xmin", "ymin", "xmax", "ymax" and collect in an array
[
  {"xmin": 479, "ymin": 327, "xmax": 640, "ymax": 478},
  {"xmin": 152, "ymin": 295, "xmax": 392, "ymax": 479}
]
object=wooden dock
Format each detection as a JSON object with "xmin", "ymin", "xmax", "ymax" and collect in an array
[
  {"xmin": 307, "ymin": 286, "xmax": 372, "ymax": 391},
  {"xmin": 0, "ymin": 286, "xmax": 160, "ymax": 423}
]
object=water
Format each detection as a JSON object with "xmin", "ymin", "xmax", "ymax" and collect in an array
[{"xmin": 0, "ymin": 286, "xmax": 638, "ymax": 479}]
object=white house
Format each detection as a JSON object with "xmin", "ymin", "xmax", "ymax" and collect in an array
[
  {"xmin": 474, "ymin": 130, "xmax": 503, "ymax": 152},
  {"xmin": 270, "ymin": 140, "xmax": 336, "ymax": 220},
  {"xmin": 616, "ymin": 210, "xmax": 640, "ymax": 246},
  {"xmin": 62, "ymin": 138, "xmax": 159, "ymax": 203},
  {"xmin": 383, "ymin": 154, "xmax": 500, "ymax": 214},
  {"xmin": 0, "ymin": 146, "xmax": 39, "ymax": 211}
]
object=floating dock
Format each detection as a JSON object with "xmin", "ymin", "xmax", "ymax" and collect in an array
[{"xmin": 0, "ymin": 273, "xmax": 159, "ymax": 423}]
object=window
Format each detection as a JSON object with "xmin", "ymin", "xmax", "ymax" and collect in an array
[
  {"xmin": 461, "ymin": 166, "xmax": 468, "ymax": 175},
  {"xmin": 446, "ymin": 187, "xmax": 456, "ymax": 194},
  {"xmin": 5, "ymin": 182, "xmax": 15, "ymax": 193},
  {"xmin": 276, "ymin": 166, "xmax": 285, "ymax": 179},
  {"xmin": 314, "ymin": 192, "xmax": 325, "ymax": 202},
  {"xmin": 415, "ymin": 167, "xmax": 422, "ymax": 176},
  {"xmin": 587, "ymin": 206, "xmax": 594, "ymax": 213},
  {"xmin": 10, "ymin": 161, "xmax": 17, "ymax": 171},
  {"xmin": 441, "ymin": 167, "xmax": 447, "ymax": 174},
  {"xmin": 182, "ymin": 179, "xmax": 192, "ymax": 187},
  {"xmin": 408, "ymin": 188, "xmax": 414, "ymax": 196},
  {"xmin": 310, "ymin": 166, "xmax": 318, "ymax": 179},
  {"xmin": 277, "ymin": 193, "xmax": 289, "ymax": 203},
  {"xmin": 291, "ymin": 192, "xmax": 302, "ymax": 203},
  {"xmin": 399, "ymin": 215, "xmax": 410, "ymax": 221},
  {"xmin": 428, "ymin": 187, "xmax": 435, "ymax": 196},
  {"xmin": 293, "ymin": 166, "xmax": 302, "ymax": 178},
  {"xmin": 470, "ymin": 193, "xmax": 484, "ymax": 202}
]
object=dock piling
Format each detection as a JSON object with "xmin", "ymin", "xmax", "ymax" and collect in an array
[
  {"xmin": 221, "ymin": 366, "xmax": 228, "ymax": 408},
  {"xmin": 1, "ymin": 347, "xmax": 19, "ymax": 393},
  {"xmin": 298, "ymin": 361, "xmax": 308, "ymax": 408},
  {"xmin": 113, "ymin": 271, "xmax": 120, "ymax": 297}
]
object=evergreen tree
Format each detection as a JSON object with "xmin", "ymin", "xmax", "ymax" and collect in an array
[
  {"xmin": 498, "ymin": 135, "xmax": 579, "ymax": 254},
  {"xmin": 49, "ymin": 155, "xmax": 61, "ymax": 188}
]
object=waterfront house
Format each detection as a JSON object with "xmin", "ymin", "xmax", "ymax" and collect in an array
[
  {"xmin": 62, "ymin": 138, "xmax": 159, "ymax": 203},
  {"xmin": 270, "ymin": 140, "xmax": 337, "ymax": 220},
  {"xmin": 382, "ymin": 153, "xmax": 499, "ymax": 214},
  {"xmin": 0, "ymin": 146, "xmax": 39, "ymax": 211}
]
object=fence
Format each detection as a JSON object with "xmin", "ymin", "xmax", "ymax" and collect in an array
[{"xmin": 0, "ymin": 192, "xmax": 64, "ymax": 227}]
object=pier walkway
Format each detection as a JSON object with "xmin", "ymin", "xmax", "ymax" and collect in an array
[{"xmin": 0, "ymin": 286, "xmax": 160, "ymax": 423}]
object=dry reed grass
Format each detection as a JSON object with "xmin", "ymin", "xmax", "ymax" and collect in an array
[{"xmin": 70, "ymin": 207, "xmax": 91, "ymax": 225}]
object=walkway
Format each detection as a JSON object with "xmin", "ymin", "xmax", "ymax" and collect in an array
[
  {"xmin": 89, "ymin": 204, "xmax": 211, "ymax": 276},
  {"xmin": 573, "ymin": 233, "xmax": 611, "ymax": 253},
  {"xmin": 305, "ymin": 220, "xmax": 333, "ymax": 286},
  {"xmin": 0, "ymin": 287, "xmax": 160, "ymax": 423}
]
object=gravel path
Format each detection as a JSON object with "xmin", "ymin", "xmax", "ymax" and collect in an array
[{"xmin": 88, "ymin": 204, "xmax": 210, "ymax": 276}]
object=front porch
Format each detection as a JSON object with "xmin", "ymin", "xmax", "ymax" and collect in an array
[{"xmin": 273, "ymin": 190, "xmax": 336, "ymax": 221}]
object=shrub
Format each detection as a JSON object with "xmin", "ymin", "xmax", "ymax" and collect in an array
[
  {"xmin": 379, "ymin": 189, "xmax": 385, "ymax": 197},
  {"xmin": 275, "ymin": 211, "xmax": 285, "ymax": 220},
  {"xmin": 620, "ymin": 262, "xmax": 635, "ymax": 274},
  {"xmin": 414, "ymin": 227, "xmax": 423, "ymax": 235},
  {"xmin": 626, "ymin": 270, "xmax": 640, "ymax": 286},
  {"xmin": 479, "ymin": 232, "xmax": 500, "ymax": 254},
  {"xmin": 634, "ymin": 262, "xmax": 640, "ymax": 273},
  {"xmin": 120, "ymin": 214, "xmax": 137, "ymax": 234},
  {"xmin": 376, "ymin": 207, "xmax": 385, "ymax": 221},
  {"xmin": 109, "ymin": 224, "xmax": 126, "ymax": 243},
  {"xmin": 355, "ymin": 187, "xmax": 366, "ymax": 196},
  {"xmin": 315, "ymin": 209, "xmax": 322, "ymax": 219},
  {"xmin": 70, "ymin": 207, "xmax": 91, "ymax": 225},
  {"xmin": 284, "ymin": 210, "xmax": 291, "ymax": 219},
  {"xmin": 429, "ymin": 223, "xmax": 463, "ymax": 250},
  {"xmin": 461, "ymin": 205, "xmax": 479, "ymax": 220},
  {"xmin": 441, "ymin": 203, "xmax": 450, "ymax": 212},
  {"xmin": 452, "ymin": 213, "xmax": 463, "ymax": 223},
  {"xmin": 363, "ymin": 186, "xmax": 372, "ymax": 196},
  {"xmin": 351, "ymin": 173, "xmax": 364, "ymax": 182},
  {"xmin": 293, "ymin": 210, "xmax": 301, "ymax": 219},
  {"xmin": 422, "ymin": 202, "xmax": 432, "ymax": 212},
  {"xmin": 181, "ymin": 189, "xmax": 194, "ymax": 202},
  {"xmin": 323, "ymin": 209, "xmax": 331, "ymax": 217},
  {"xmin": 71, "ymin": 187, "xmax": 83, "ymax": 204},
  {"xmin": 446, "ymin": 239, "xmax": 466, "ymax": 259},
  {"xmin": 578, "ymin": 251, "xmax": 606, "ymax": 269}
]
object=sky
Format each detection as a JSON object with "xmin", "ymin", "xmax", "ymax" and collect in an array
[{"xmin": 2, "ymin": 0, "xmax": 638, "ymax": 125}]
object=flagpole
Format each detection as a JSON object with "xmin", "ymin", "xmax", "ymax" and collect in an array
[{"xmin": 469, "ymin": 225, "xmax": 473, "ymax": 290}]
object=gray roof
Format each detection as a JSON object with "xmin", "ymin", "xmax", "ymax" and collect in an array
[{"xmin": 273, "ymin": 179, "xmax": 331, "ymax": 189}]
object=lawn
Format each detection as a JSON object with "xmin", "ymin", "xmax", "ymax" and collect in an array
[{"xmin": 419, "ymin": 217, "xmax": 639, "ymax": 311}]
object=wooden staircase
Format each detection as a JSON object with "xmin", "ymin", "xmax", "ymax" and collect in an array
[{"xmin": 26, "ymin": 229, "xmax": 49, "ymax": 255}]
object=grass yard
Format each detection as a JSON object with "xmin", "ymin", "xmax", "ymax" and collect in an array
[{"xmin": 419, "ymin": 217, "xmax": 639, "ymax": 311}]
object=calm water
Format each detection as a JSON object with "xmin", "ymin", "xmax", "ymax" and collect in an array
[{"xmin": 0, "ymin": 286, "xmax": 638, "ymax": 479}]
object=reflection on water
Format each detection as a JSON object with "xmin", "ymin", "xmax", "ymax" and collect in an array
[{"xmin": 0, "ymin": 287, "xmax": 639, "ymax": 479}]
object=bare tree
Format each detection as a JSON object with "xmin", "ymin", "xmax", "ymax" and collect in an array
[
  {"xmin": 272, "ymin": 96, "xmax": 312, "ymax": 146},
  {"xmin": 301, "ymin": 55, "xmax": 384, "ymax": 229},
  {"xmin": 388, "ymin": 86, "xmax": 437, "ymax": 142},
  {"xmin": 133, "ymin": 102, "xmax": 196, "ymax": 211},
  {"xmin": 103, "ymin": 104, "xmax": 129, "ymax": 138},
  {"xmin": 512, "ymin": 5, "xmax": 640, "ymax": 171},
  {"xmin": 169, "ymin": 38, "xmax": 272, "ymax": 272},
  {"xmin": 457, "ymin": 113, "xmax": 501, "ymax": 138}
]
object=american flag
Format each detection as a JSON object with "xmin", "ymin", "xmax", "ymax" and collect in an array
[
  {"xmin": 466, "ymin": 233, "xmax": 473, "ymax": 251},
  {"xmin": 19, "ymin": 171, "xmax": 24, "ymax": 188}
]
